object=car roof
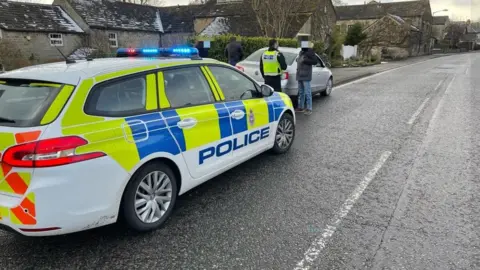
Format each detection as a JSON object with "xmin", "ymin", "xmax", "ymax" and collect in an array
[{"xmin": 0, "ymin": 57, "xmax": 221, "ymax": 85}]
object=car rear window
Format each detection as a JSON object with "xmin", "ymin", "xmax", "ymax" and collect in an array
[
  {"xmin": 0, "ymin": 80, "xmax": 62, "ymax": 127},
  {"xmin": 245, "ymin": 49, "xmax": 298, "ymax": 65}
]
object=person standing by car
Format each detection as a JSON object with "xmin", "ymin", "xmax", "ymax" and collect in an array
[
  {"xmin": 260, "ymin": 39, "xmax": 288, "ymax": 92},
  {"xmin": 225, "ymin": 37, "xmax": 244, "ymax": 66},
  {"xmin": 295, "ymin": 46, "xmax": 318, "ymax": 115}
]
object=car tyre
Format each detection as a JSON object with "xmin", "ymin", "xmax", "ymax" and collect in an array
[
  {"xmin": 321, "ymin": 77, "xmax": 333, "ymax": 96},
  {"xmin": 271, "ymin": 113, "xmax": 295, "ymax": 154},
  {"xmin": 122, "ymin": 161, "xmax": 178, "ymax": 232}
]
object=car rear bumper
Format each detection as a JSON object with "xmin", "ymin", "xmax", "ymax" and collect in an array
[{"xmin": 0, "ymin": 157, "xmax": 130, "ymax": 236}]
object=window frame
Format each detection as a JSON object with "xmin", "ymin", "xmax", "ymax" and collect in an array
[
  {"xmin": 0, "ymin": 79, "xmax": 65, "ymax": 127},
  {"xmin": 84, "ymin": 72, "xmax": 155, "ymax": 117},
  {"xmin": 160, "ymin": 65, "xmax": 220, "ymax": 109},
  {"xmin": 204, "ymin": 63, "xmax": 262, "ymax": 102},
  {"xmin": 315, "ymin": 54, "xmax": 326, "ymax": 68},
  {"xmin": 108, "ymin": 33, "xmax": 118, "ymax": 48},
  {"xmin": 49, "ymin": 33, "xmax": 63, "ymax": 47}
]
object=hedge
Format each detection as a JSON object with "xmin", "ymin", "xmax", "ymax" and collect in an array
[{"xmin": 192, "ymin": 35, "xmax": 325, "ymax": 62}]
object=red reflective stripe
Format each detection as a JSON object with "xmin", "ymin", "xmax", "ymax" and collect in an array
[
  {"xmin": 15, "ymin": 131, "xmax": 41, "ymax": 144},
  {"xmin": 11, "ymin": 206, "xmax": 36, "ymax": 225},
  {"xmin": 5, "ymin": 173, "xmax": 28, "ymax": 195}
]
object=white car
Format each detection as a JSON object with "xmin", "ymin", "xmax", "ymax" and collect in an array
[
  {"xmin": 236, "ymin": 47, "xmax": 334, "ymax": 103},
  {"xmin": 0, "ymin": 47, "xmax": 296, "ymax": 236}
]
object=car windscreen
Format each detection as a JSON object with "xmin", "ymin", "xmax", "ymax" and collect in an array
[
  {"xmin": 244, "ymin": 49, "xmax": 298, "ymax": 65},
  {"xmin": 0, "ymin": 80, "xmax": 62, "ymax": 127}
]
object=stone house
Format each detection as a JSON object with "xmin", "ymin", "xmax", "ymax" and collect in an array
[
  {"xmin": 336, "ymin": 0, "xmax": 434, "ymax": 55},
  {"xmin": 194, "ymin": 0, "xmax": 337, "ymax": 45},
  {"xmin": 157, "ymin": 5, "xmax": 205, "ymax": 46},
  {"xmin": 432, "ymin": 15, "xmax": 449, "ymax": 45},
  {"xmin": 360, "ymin": 14, "xmax": 422, "ymax": 59},
  {"xmin": 444, "ymin": 21, "xmax": 479, "ymax": 50},
  {"xmin": 0, "ymin": 0, "xmax": 84, "ymax": 70},
  {"xmin": 53, "ymin": 0, "xmax": 164, "ymax": 54}
]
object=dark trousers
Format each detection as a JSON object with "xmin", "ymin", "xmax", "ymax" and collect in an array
[{"xmin": 264, "ymin": 75, "xmax": 282, "ymax": 92}]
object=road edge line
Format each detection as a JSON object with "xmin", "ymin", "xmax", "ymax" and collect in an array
[
  {"xmin": 333, "ymin": 54, "xmax": 451, "ymax": 90},
  {"xmin": 293, "ymin": 151, "xmax": 392, "ymax": 270}
]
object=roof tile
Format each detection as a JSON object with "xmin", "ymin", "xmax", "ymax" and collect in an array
[
  {"xmin": 0, "ymin": 0, "xmax": 83, "ymax": 33},
  {"xmin": 336, "ymin": 1, "xmax": 427, "ymax": 20},
  {"xmin": 68, "ymin": 0, "xmax": 163, "ymax": 32}
]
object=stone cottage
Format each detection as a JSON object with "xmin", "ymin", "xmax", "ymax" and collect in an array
[
  {"xmin": 336, "ymin": 0, "xmax": 434, "ymax": 55},
  {"xmin": 53, "ymin": 0, "xmax": 164, "ymax": 54},
  {"xmin": 0, "ymin": 0, "xmax": 84, "ymax": 70}
]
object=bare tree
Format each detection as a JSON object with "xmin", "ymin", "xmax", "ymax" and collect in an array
[
  {"xmin": 251, "ymin": 0, "xmax": 315, "ymax": 38},
  {"xmin": 332, "ymin": 0, "xmax": 346, "ymax": 6}
]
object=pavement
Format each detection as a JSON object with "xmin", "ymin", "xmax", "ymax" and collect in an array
[
  {"xmin": 331, "ymin": 54, "xmax": 453, "ymax": 85},
  {"xmin": 1, "ymin": 53, "xmax": 480, "ymax": 269}
]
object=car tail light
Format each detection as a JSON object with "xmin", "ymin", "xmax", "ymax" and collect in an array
[
  {"xmin": 235, "ymin": 64, "xmax": 245, "ymax": 72},
  {"xmin": 282, "ymin": 72, "xmax": 289, "ymax": 80},
  {"xmin": 1, "ymin": 136, "xmax": 105, "ymax": 168}
]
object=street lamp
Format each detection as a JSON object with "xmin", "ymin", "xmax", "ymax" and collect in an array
[{"xmin": 433, "ymin": 9, "xmax": 448, "ymax": 15}]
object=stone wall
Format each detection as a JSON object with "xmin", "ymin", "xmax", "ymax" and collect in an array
[{"xmin": 0, "ymin": 30, "xmax": 84, "ymax": 69}]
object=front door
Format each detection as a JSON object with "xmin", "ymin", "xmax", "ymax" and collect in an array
[
  {"xmin": 206, "ymin": 65, "xmax": 273, "ymax": 159},
  {"xmin": 159, "ymin": 66, "xmax": 231, "ymax": 179}
]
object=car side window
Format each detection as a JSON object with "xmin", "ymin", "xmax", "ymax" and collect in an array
[
  {"xmin": 315, "ymin": 55, "xmax": 325, "ymax": 68},
  {"xmin": 208, "ymin": 66, "xmax": 259, "ymax": 101},
  {"xmin": 163, "ymin": 67, "xmax": 214, "ymax": 108},
  {"xmin": 85, "ymin": 75, "xmax": 147, "ymax": 117}
]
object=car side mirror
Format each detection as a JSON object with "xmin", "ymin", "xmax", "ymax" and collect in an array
[{"xmin": 260, "ymin": 84, "xmax": 274, "ymax": 97}]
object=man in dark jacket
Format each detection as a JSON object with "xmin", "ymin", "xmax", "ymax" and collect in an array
[
  {"xmin": 260, "ymin": 39, "xmax": 288, "ymax": 92},
  {"xmin": 296, "ymin": 47, "xmax": 318, "ymax": 115},
  {"xmin": 225, "ymin": 37, "xmax": 244, "ymax": 66}
]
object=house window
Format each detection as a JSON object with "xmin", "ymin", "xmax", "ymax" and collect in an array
[
  {"xmin": 49, "ymin": 33, "xmax": 63, "ymax": 46},
  {"xmin": 347, "ymin": 25, "xmax": 353, "ymax": 31},
  {"xmin": 108, "ymin": 33, "xmax": 118, "ymax": 48}
]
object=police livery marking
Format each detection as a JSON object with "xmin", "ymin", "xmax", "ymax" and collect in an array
[{"xmin": 0, "ymin": 46, "xmax": 295, "ymax": 236}]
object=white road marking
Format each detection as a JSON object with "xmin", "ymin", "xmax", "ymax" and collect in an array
[
  {"xmin": 465, "ymin": 67, "xmax": 469, "ymax": 75},
  {"xmin": 294, "ymin": 151, "xmax": 392, "ymax": 270},
  {"xmin": 333, "ymin": 56, "xmax": 446, "ymax": 91},
  {"xmin": 407, "ymin": 97, "xmax": 430, "ymax": 125},
  {"xmin": 406, "ymin": 79, "xmax": 443, "ymax": 125}
]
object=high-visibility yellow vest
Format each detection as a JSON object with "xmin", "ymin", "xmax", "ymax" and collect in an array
[{"xmin": 262, "ymin": 50, "xmax": 282, "ymax": 76}]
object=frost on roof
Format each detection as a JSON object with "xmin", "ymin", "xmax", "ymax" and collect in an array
[
  {"xmin": 388, "ymin": 14, "xmax": 419, "ymax": 31},
  {"xmin": 0, "ymin": 2, "xmax": 83, "ymax": 33},
  {"xmin": 69, "ymin": 0, "xmax": 164, "ymax": 32},
  {"xmin": 201, "ymin": 17, "xmax": 230, "ymax": 36}
]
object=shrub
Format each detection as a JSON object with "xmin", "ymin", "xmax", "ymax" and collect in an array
[
  {"xmin": 194, "ymin": 35, "xmax": 324, "ymax": 62},
  {"xmin": 344, "ymin": 23, "xmax": 367, "ymax": 46}
]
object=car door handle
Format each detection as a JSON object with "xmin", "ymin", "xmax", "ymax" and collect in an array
[
  {"xmin": 230, "ymin": 110, "xmax": 245, "ymax": 120},
  {"xmin": 177, "ymin": 118, "xmax": 197, "ymax": 129}
]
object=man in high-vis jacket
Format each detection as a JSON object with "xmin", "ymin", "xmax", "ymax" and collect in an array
[{"xmin": 260, "ymin": 39, "xmax": 287, "ymax": 92}]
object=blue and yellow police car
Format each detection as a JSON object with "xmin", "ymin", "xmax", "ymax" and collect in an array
[{"xmin": 0, "ymin": 46, "xmax": 295, "ymax": 236}]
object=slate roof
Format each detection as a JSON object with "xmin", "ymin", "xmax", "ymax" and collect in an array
[
  {"xmin": 388, "ymin": 14, "xmax": 419, "ymax": 31},
  {"xmin": 0, "ymin": 0, "xmax": 83, "ymax": 33},
  {"xmin": 336, "ymin": 0, "xmax": 428, "ymax": 20},
  {"xmin": 433, "ymin": 15, "xmax": 449, "ymax": 25},
  {"xmin": 196, "ymin": 1, "xmax": 312, "ymax": 38},
  {"xmin": 158, "ymin": 5, "xmax": 203, "ymax": 33},
  {"xmin": 67, "ymin": 0, "xmax": 163, "ymax": 32}
]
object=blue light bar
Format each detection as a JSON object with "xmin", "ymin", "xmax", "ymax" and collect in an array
[{"xmin": 116, "ymin": 46, "xmax": 200, "ymax": 58}]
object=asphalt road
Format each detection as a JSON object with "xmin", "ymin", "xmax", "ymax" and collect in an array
[{"xmin": 1, "ymin": 53, "xmax": 479, "ymax": 270}]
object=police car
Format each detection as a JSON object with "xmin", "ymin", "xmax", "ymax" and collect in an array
[{"xmin": 0, "ymin": 46, "xmax": 295, "ymax": 236}]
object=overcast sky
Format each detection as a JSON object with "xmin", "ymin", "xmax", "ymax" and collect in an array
[{"xmin": 33, "ymin": 0, "xmax": 480, "ymax": 21}]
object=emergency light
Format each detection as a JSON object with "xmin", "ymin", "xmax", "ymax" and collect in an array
[{"xmin": 116, "ymin": 46, "xmax": 200, "ymax": 59}]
